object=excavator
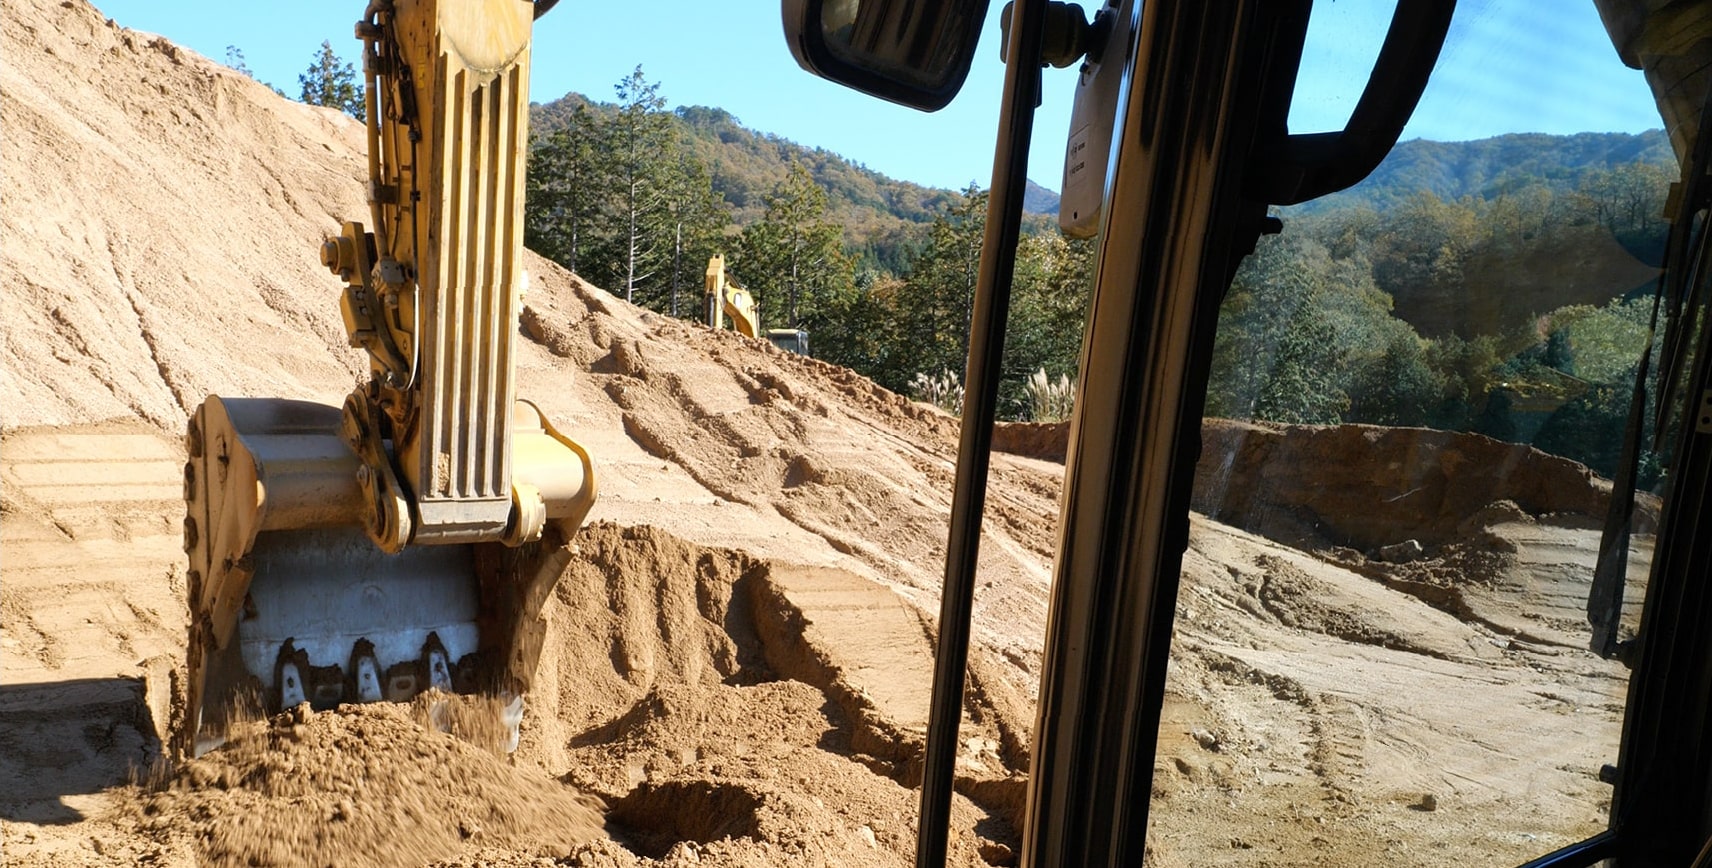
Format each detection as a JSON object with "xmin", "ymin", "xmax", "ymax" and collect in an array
[
  {"xmin": 704, "ymin": 253, "xmax": 763, "ymax": 339},
  {"xmin": 788, "ymin": 0, "xmax": 1712, "ymax": 866},
  {"xmin": 704, "ymin": 253, "xmax": 811, "ymax": 354},
  {"xmin": 180, "ymin": 0, "xmax": 593, "ymax": 755}
]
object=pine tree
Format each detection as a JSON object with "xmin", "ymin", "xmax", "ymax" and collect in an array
[
  {"xmin": 1254, "ymin": 299, "xmax": 1348, "ymax": 425},
  {"xmin": 810, "ymin": 270, "xmax": 906, "ymax": 387},
  {"xmin": 896, "ymin": 185, "xmax": 987, "ymax": 382},
  {"xmin": 527, "ymin": 103, "xmax": 610, "ymax": 276},
  {"xmin": 524, "ymin": 73, "xmax": 728, "ymax": 319},
  {"xmin": 736, "ymin": 162, "xmax": 848, "ymax": 330},
  {"xmin": 1001, "ymin": 232, "xmax": 1094, "ymax": 416},
  {"xmin": 600, "ymin": 66, "xmax": 677, "ymax": 305},
  {"xmin": 299, "ymin": 40, "xmax": 364, "ymax": 120},
  {"xmin": 660, "ymin": 155, "xmax": 729, "ymax": 319},
  {"xmin": 1208, "ymin": 235, "xmax": 1352, "ymax": 422}
]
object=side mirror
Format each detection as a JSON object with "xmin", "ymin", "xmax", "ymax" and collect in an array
[{"xmin": 782, "ymin": 0, "xmax": 992, "ymax": 111}]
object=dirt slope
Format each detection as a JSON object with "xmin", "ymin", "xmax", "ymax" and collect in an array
[
  {"xmin": 0, "ymin": 0, "xmax": 1641, "ymax": 865},
  {"xmin": 1, "ymin": 0, "xmax": 371, "ymax": 428}
]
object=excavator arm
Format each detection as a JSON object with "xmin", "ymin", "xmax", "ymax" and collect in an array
[
  {"xmin": 182, "ymin": 0, "xmax": 594, "ymax": 755},
  {"xmin": 705, "ymin": 253, "xmax": 762, "ymax": 339}
]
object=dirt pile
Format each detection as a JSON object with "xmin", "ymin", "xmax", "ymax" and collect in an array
[
  {"xmin": 1, "ymin": 0, "xmax": 370, "ymax": 428},
  {"xmin": 1, "ymin": 0, "xmax": 1063, "ymax": 691},
  {"xmin": 1192, "ymin": 418, "xmax": 1644, "ymax": 551},
  {"xmin": 130, "ymin": 701, "xmax": 605, "ymax": 868},
  {"xmin": 991, "ymin": 421, "xmax": 1068, "ymax": 463},
  {"xmin": 996, "ymin": 416, "xmax": 1640, "ymax": 556},
  {"xmin": 511, "ymin": 262, "xmax": 1062, "ymax": 706},
  {"xmin": 2, "ymin": 0, "xmax": 1047, "ymax": 862},
  {"xmin": 518, "ymin": 523, "xmax": 1012, "ymax": 867}
]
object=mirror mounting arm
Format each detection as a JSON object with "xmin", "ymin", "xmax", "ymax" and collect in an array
[{"xmin": 1001, "ymin": 1, "xmax": 1105, "ymax": 69}]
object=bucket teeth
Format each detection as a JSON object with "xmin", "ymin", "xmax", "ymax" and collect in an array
[
  {"xmin": 274, "ymin": 639, "xmax": 310, "ymax": 710},
  {"xmin": 454, "ymin": 653, "xmax": 480, "ymax": 694},
  {"xmin": 267, "ymin": 632, "xmax": 483, "ymax": 715},
  {"xmin": 350, "ymin": 639, "xmax": 383, "ymax": 703},
  {"xmin": 423, "ymin": 631, "xmax": 453, "ymax": 693},
  {"xmin": 384, "ymin": 661, "xmax": 420, "ymax": 702},
  {"xmin": 306, "ymin": 662, "xmax": 346, "ymax": 710}
]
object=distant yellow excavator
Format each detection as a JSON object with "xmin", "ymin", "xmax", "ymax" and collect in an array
[
  {"xmin": 704, "ymin": 253, "xmax": 811, "ymax": 354},
  {"xmin": 704, "ymin": 253, "xmax": 762, "ymax": 339},
  {"xmin": 181, "ymin": 0, "xmax": 593, "ymax": 754}
]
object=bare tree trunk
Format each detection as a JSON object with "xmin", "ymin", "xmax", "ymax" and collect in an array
[
  {"xmin": 625, "ymin": 177, "xmax": 638, "ymax": 303},
  {"xmin": 788, "ymin": 230, "xmax": 801, "ymax": 326},
  {"xmin": 671, "ymin": 221, "xmax": 682, "ymax": 318},
  {"xmin": 568, "ymin": 205, "xmax": 579, "ymax": 275}
]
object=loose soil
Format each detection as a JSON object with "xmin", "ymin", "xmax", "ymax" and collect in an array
[
  {"xmin": 129, "ymin": 699, "xmax": 605, "ymax": 868},
  {"xmin": 1, "ymin": 0, "xmax": 1647, "ymax": 865}
]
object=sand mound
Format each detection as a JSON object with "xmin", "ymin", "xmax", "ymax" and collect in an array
[
  {"xmin": 1, "ymin": 0, "xmax": 1063, "ymax": 683},
  {"xmin": 1192, "ymin": 418, "xmax": 1645, "ymax": 550},
  {"xmin": 519, "ymin": 523, "xmax": 1015, "ymax": 867},
  {"xmin": 1, "ymin": 0, "xmax": 370, "ymax": 428},
  {"xmin": 130, "ymin": 701, "xmax": 604, "ymax": 867},
  {"xmin": 2, "ymin": 0, "xmax": 1049, "ymax": 861},
  {"xmin": 509, "ymin": 262, "xmax": 1062, "ymax": 712}
]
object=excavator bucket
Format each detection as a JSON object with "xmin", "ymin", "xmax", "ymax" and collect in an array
[
  {"xmin": 179, "ymin": 0, "xmax": 594, "ymax": 756},
  {"xmin": 182, "ymin": 396, "xmax": 593, "ymax": 754}
]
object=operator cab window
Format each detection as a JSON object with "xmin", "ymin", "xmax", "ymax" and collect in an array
[{"xmin": 1160, "ymin": 1, "xmax": 1667, "ymax": 863}]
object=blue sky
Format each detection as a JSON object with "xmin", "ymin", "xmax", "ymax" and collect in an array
[{"xmin": 92, "ymin": 0, "xmax": 1661, "ymax": 193}]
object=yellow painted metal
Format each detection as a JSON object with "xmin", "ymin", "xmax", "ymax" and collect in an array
[
  {"xmin": 705, "ymin": 254, "xmax": 761, "ymax": 339},
  {"xmin": 181, "ymin": 0, "xmax": 596, "ymax": 754},
  {"xmin": 368, "ymin": 0, "xmax": 538, "ymax": 542}
]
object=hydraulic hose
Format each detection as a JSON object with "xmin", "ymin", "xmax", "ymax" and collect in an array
[{"xmin": 358, "ymin": 1, "xmax": 389, "ymax": 259}]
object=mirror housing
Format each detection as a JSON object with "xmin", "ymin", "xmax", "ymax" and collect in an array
[{"xmin": 782, "ymin": 0, "xmax": 992, "ymax": 111}]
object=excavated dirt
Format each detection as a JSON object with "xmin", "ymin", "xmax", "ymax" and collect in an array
[
  {"xmin": 0, "ymin": 0, "xmax": 1652, "ymax": 865},
  {"xmin": 129, "ymin": 699, "xmax": 605, "ymax": 868},
  {"xmin": 516, "ymin": 523, "xmax": 1006, "ymax": 868},
  {"xmin": 1192, "ymin": 419, "xmax": 1657, "ymax": 551}
]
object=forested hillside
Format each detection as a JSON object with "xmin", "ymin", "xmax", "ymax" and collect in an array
[
  {"xmin": 1298, "ymin": 130, "xmax": 1674, "ymax": 214},
  {"xmin": 521, "ymin": 65, "xmax": 1678, "ymax": 476},
  {"xmin": 524, "ymin": 68, "xmax": 1085, "ymax": 419},
  {"xmin": 1210, "ymin": 134, "xmax": 1675, "ymax": 481},
  {"xmin": 531, "ymin": 86, "xmax": 1057, "ymax": 273}
]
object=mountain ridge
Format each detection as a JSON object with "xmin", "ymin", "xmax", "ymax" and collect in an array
[
  {"xmin": 1294, "ymin": 129, "xmax": 1674, "ymax": 214},
  {"xmin": 531, "ymin": 92, "xmax": 1060, "ymax": 246}
]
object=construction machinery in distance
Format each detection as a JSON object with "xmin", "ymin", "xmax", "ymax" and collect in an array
[
  {"xmin": 704, "ymin": 253, "xmax": 811, "ymax": 355},
  {"xmin": 703, "ymin": 253, "xmax": 762, "ymax": 340},
  {"xmin": 181, "ymin": 0, "xmax": 594, "ymax": 755}
]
